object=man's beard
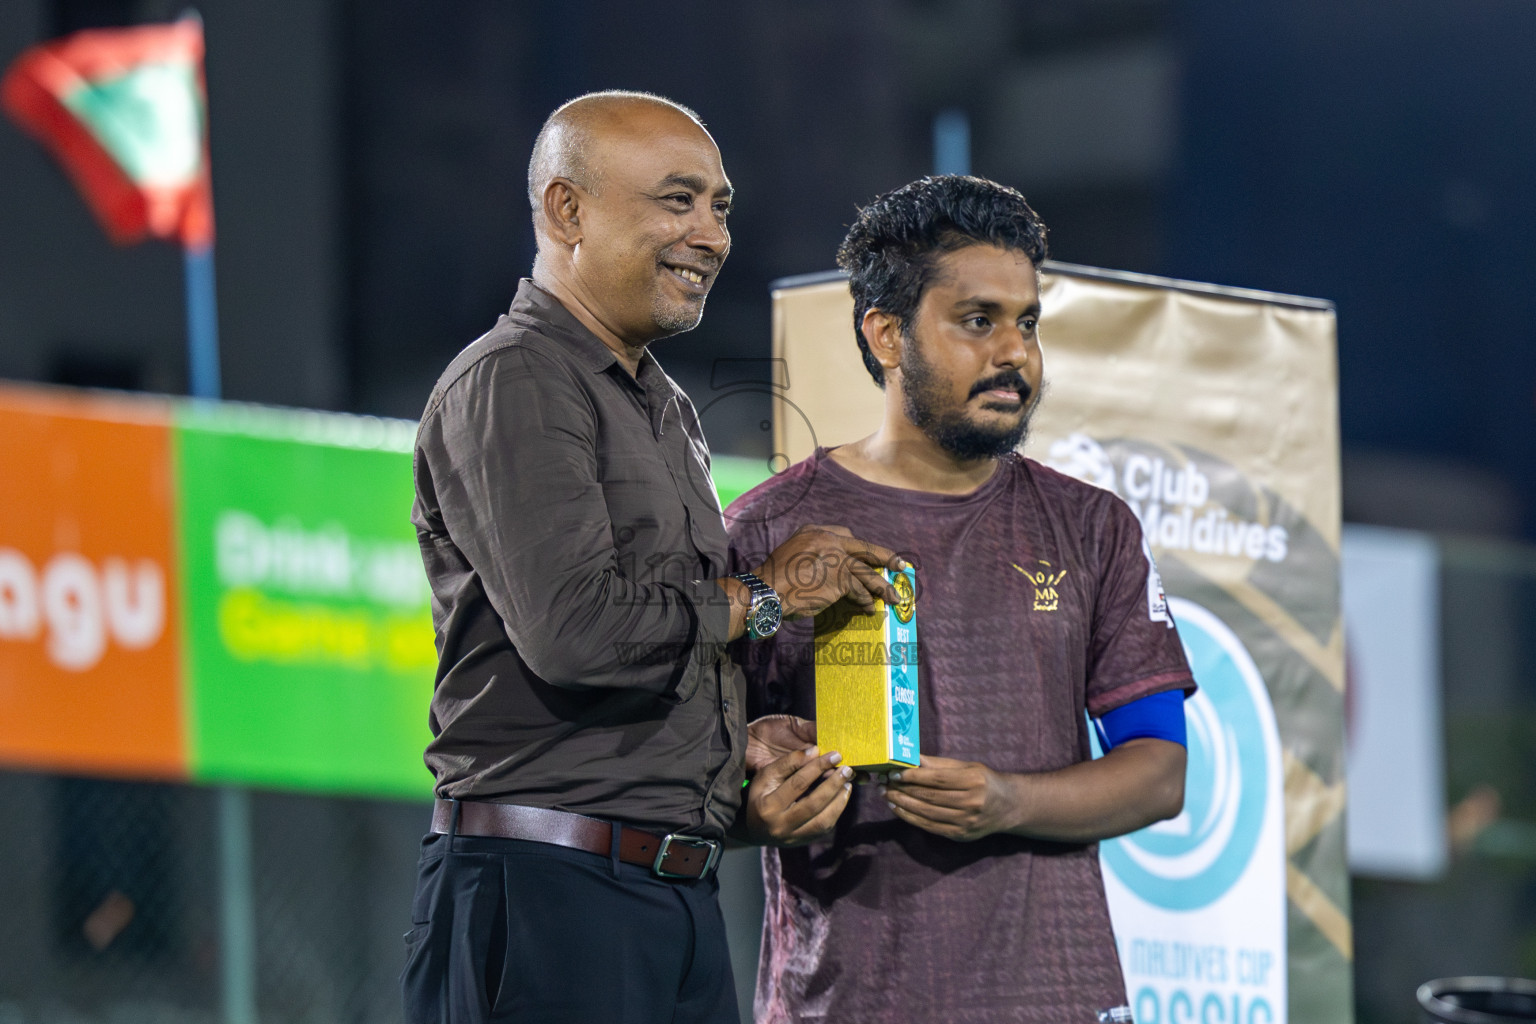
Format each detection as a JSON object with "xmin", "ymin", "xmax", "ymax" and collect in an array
[
  {"xmin": 900, "ymin": 334, "xmax": 1035, "ymax": 460},
  {"xmin": 651, "ymin": 291, "xmax": 705, "ymax": 334},
  {"xmin": 650, "ymin": 249, "xmax": 717, "ymax": 335}
]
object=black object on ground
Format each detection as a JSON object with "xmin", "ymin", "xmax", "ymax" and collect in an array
[{"xmin": 1419, "ymin": 977, "xmax": 1536, "ymax": 1023}]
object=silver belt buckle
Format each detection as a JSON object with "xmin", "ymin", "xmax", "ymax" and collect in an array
[{"xmin": 653, "ymin": 833, "xmax": 722, "ymax": 879}]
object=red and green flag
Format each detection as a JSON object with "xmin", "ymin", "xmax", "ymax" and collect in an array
[{"xmin": 1, "ymin": 14, "xmax": 212, "ymax": 247}]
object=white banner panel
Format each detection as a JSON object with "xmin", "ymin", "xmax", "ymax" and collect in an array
[{"xmin": 1340, "ymin": 524, "xmax": 1446, "ymax": 880}]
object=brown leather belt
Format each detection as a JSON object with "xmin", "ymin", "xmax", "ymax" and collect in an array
[{"xmin": 430, "ymin": 799, "xmax": 722, "ymax": 880}]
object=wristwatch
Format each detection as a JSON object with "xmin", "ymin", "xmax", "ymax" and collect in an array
[{"xmin": 731, "ymin": 572, "xmax": 783, "ymax": 640}]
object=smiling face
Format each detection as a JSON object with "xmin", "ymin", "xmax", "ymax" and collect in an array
[
  {"xmin": 569, "ymin": 105, "xmax": 733, "ymax": 345},
  {"xmin": 895, "ymin": 244, "xmax": 1044, "ymax": 460}
]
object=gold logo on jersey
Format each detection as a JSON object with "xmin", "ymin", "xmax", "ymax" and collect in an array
[
  {"xmin": 1012, "ymin": 560, "xmax": 1067, "ymax": 612},
  {"xmin": 890, "ymin": 570, "xmax": 916, "ymax": 623}
]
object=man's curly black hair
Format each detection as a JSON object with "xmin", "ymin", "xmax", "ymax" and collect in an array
[{"xmin": 835, "ymin": 175, "xmax": 1049, "ymax": 388}]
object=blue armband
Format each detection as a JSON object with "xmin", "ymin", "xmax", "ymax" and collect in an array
[{"xmin": 1094, "ymin": 689, "xmax": 1187, "ymax": 752}]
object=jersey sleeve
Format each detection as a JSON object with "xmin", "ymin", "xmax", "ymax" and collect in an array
[{"xmin": 1085, "ymin": 494, "xmax": 1196, "ymax": 717}]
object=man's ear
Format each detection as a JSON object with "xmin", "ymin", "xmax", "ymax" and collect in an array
[
  {"xmin": 541, "ymin": 178, "xmax": 583, "ymax": 246},
  {"xmin": 861, "ymin": 308, "xmax": 904, "ymax": 376}
]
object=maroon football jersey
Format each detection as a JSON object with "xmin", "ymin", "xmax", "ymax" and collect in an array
[{"xmin": 727, "ymin": 448, "xmax": 1194, "ymax": 1024}]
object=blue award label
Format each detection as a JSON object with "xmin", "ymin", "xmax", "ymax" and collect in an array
[{"xmin": 886, "ymin": 566, "xmax": 920, "ymax": 766}]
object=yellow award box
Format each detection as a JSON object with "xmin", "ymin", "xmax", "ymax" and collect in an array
[{"xmin": 813, "ymin": 566, "xmax": 920, "ymax": 772}]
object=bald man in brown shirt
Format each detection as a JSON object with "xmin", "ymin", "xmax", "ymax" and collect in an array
[{"xmin": 402, "ymin": 91, "xmax": 902, "ymax": 1024}]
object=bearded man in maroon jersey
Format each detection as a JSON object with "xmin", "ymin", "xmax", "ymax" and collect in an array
[{"xmin": 727, "ymin": 175, "xmax": 1196, "ymax": 1024}]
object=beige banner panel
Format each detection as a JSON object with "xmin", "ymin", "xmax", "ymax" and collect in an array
[
  {"xmin": 771, "ymin": 262, "xmax": 1350, "ymax": 1024},
  {"xmin": 1028, "ymin": 268, "xmax": 1341, "ymax": 555},
  {"xmin": 773, "ymin": 267, "xmax": 1340, "ymax": 549},
  {"xmin": 770, "ymin": 275, "xmax": 884, "ymax": 463}
]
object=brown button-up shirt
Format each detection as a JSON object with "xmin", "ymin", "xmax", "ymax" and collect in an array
[{"xmin": 411, "ymin": 280, "xmax": 744, "ymax": 837}]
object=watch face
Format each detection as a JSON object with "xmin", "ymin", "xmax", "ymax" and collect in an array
[{"xmin": 751, "ymin": 596, "xmax": 783, "ymax": 638}]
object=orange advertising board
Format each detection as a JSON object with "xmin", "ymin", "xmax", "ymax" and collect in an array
[
  {"xmin": 0, "ymin": 383, "xmax": 767, "ymax": 794},
  {"xmin": 0, "ymin": 385, "xmax": 185, "ymax": 778}
]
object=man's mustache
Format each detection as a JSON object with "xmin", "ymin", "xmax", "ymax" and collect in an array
[{"xmin": 969, "ymin": 371, "xmax": 1032, "ymax": 401}]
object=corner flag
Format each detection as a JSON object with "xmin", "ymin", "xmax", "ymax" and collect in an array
[{"xmin": 2, "ymin": 14, "xmax": 212, "ymax": 247}]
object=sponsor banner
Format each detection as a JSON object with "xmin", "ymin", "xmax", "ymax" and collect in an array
[
  {"xmin": 1096, "ymin": 598, "xmax": 1287, "ymax": 1024},
  {"xmin": 0, "ymin": 385, "xmax": 436, "ymax": 796},
  {"xmin": 0, "ymin": 385, "xmax": 184, "ymax": 778},
  {"xmin": 0, "ymin": 385, "xmax": 770, "ymax": 799},
  {"xmin": 711, "ymin": 453, "xmax": 774, "ymax": 511},
  {"xmin": 771, "ymin": 264, "xmax": 1349, "ymax": 1024},
  {"xmin": 173, "ymin": 403, "xmax": 433, "ymax": 797}
]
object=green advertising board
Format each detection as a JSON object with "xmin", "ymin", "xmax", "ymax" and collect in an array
[
  {"xmin": 166, "ymin": 401, "xmax": 772, "ymax": 799},
  {"xmin": 175, "ymin": 404, "xmax": 435, "ymax": 797}
]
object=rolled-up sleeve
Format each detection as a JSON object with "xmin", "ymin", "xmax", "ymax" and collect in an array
[{"xmin": 418, "ymin": 345, "xmax": 727, "ymax": 699}]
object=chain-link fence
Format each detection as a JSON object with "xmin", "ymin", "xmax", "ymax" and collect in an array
[
  {"xmin": 0, "ymin": 777, "xmax": 426, "ymax": 1024},
  {"xmin": 0, "ymin": 776, "xmax": 766, "ymax": 1024}
]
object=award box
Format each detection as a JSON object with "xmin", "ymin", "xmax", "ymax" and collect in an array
[{"xmin": 813, "ymin": 566, "xmax": 919, "ymax": 771}]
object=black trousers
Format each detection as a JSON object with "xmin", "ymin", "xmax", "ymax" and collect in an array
[{"xmin": 401, "ymin": 831, "xmax": 740, "ymax": 1024}]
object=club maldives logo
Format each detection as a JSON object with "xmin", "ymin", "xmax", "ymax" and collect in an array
[
  {"xmin": 1045, "ymin": 433, "xmax": 1289, "ymax": 565},
  {"xmin": 1100, "ymin": 598, "xmax": 1277, "ymax": 910}
]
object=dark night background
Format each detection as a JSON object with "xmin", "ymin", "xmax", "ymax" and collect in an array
[
  {"xmin": 5, "ymin": 0, "xmax": 1535, "ymax": 538},
  {"xmin": 4, "ymin": 4, "xmax": 1536, "ymax": 1021}
]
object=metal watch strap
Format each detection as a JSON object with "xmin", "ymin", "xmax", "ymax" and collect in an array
[
  {"xmin": 731, "ymin": 572, "xmax": 774, "ymax": 602},
  {"xmin": 731, "ymin": 572, "xmax": 781, "ymax": 639}
]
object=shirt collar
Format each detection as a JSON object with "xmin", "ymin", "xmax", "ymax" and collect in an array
[{"xmin": 510, "ymin": 278, "xmax": 660, "ymax": 379}]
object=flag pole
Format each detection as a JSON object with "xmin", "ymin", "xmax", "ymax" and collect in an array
[
  {"xmin": 184, "ymin": 242, "xmax": 220, "ymax": 399},
  {"xmin": 190, "ymin": 245, "xmax": 258, "ymax": 1024},
  {"xmin": 183, "ymin": 171, "xmax": 260, "ymax": 1024},
  {"xmin": 176, "ymin": 22, "xmax": 253, "ymax": 1023},
  {"xmin": 6, "ymin": 17, "xmax": 249, "ymax": 1018}
]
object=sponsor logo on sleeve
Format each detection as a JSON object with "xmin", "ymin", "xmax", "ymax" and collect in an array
[{"xmin": 1142, "ymin": 537, "xmax": 1173, "ymax": 628}]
